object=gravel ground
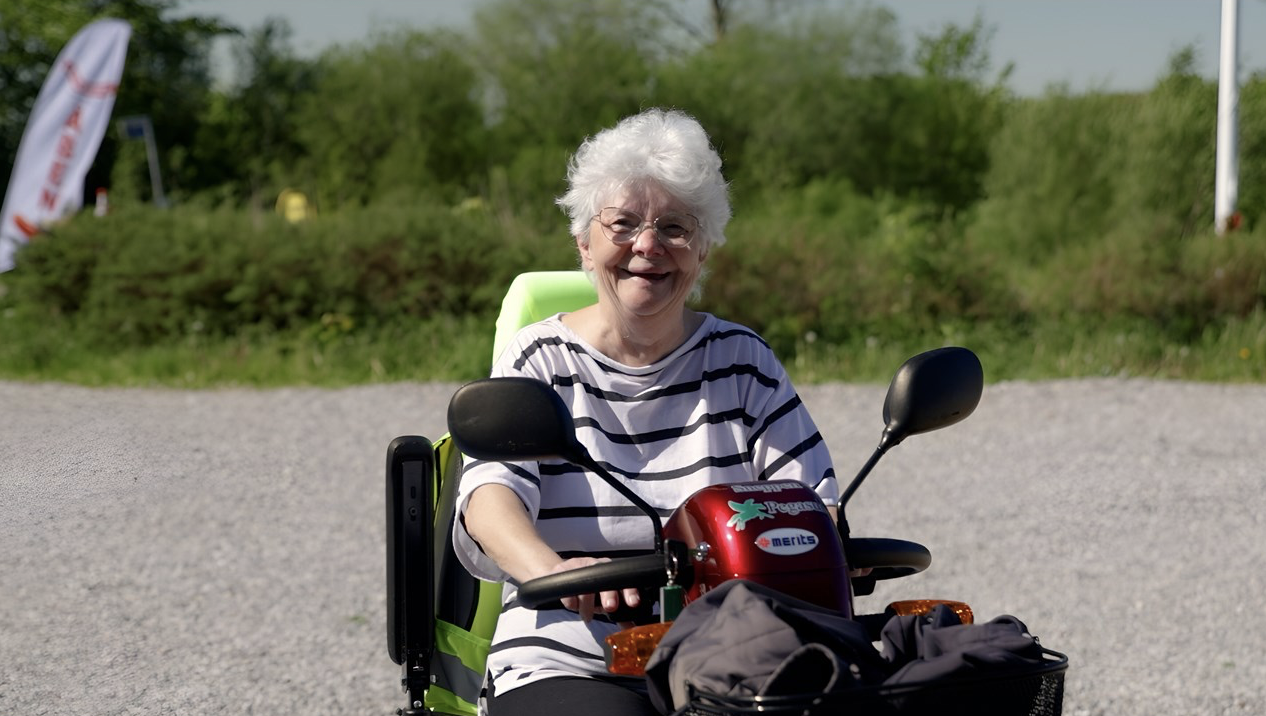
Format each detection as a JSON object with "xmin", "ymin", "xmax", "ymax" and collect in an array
[{"xmin": 1, "ymin": 378, "xmax": 1263, "ymax": 715}]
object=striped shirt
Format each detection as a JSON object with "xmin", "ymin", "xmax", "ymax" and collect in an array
[{"xmin": 453, "ymin": 313, "xmax": 838, "ymax": 699}]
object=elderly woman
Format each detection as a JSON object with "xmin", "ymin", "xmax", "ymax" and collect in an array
[{"xmin": 454, "ymin": 108, "xmax": 838, "ymax": 716}]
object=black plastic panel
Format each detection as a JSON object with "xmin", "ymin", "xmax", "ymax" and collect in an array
[{"xmin": 386, "ymin": 435, "xmax": 435, "ymax": 667}]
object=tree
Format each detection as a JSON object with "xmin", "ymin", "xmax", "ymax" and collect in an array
[
  {"xmin": 189, "ymin": 18, "xmax": 318, "ymax": 204},
  {"xmin": 884, "ymin": 15, "xmax": 1012, "ymax": 210},
  {"xmin": 652, "ymin": 3, "xmax": 905, "ymax": 195},
  {"xmin": 465, "ymin": 0, "xmax": 667, "ymax": 218},
  {"xmin": 472, "ymin": 0, "xmax": 663, "ymax": 152},
  {"xmin": 290, "ymin": 29, "xmax": 486, "ymax": 208}
]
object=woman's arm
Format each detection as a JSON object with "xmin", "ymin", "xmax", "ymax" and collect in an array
[
  {"xmin": 464, "ymin": 483, "xmax": 640, "ymax": 621},
  {"xmin": 464, "ymin": 483, "xmax": 564, "ymax": 583}
]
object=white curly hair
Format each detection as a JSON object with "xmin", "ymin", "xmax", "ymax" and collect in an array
[{"xmin": 556, "ymin": 108, "xmax": 732, "ymax": 252}]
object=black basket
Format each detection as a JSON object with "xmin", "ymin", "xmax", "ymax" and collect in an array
[{"xmin": 675, "ymin": 648, "xmax": 1068, "ymax": 716}]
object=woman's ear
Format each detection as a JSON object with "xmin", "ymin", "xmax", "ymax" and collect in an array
[{"xmin": 576, "ymin": 235, "xmax": 594, "ymax": 271}]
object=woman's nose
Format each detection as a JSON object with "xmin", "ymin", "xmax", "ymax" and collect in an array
[{"xmin": 630, "ymin": 225, "xmax": 666, "ymax": 255}]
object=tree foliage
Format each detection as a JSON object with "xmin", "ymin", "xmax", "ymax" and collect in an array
[
  {"xmin": 1, "ymin": 0, "xmax": 1022, "ymax": 217},
  {"xmin": 186, "ymin": 18, "xmax": 315, "ymax": 204},
  {"xmin": 288, "ymin": 28, "xmax": 486, "ymax": 209},
  {"xmin": 652, "ymin": 4, "xmax": 906, "ymax": 197}
]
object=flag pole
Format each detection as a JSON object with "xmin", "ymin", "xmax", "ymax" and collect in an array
[
  {"xmin": 1215, "ymin": 0, "xmax": 1240, "ymax": 235},
  {"xmin": 139, "ymin": 116, "xmax": 168, "ymax": 208}
]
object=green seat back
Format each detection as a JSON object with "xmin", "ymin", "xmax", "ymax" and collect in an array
[{"xmin": 492, "ymin": 270, "xmax": 596, "ymax": 366}]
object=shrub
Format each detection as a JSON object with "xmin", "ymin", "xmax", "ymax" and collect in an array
[{"xmin": 2, "ymin": 199, "xmax": 577, "ymax": 348}]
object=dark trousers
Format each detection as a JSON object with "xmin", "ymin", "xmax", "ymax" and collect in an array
[{"xmin": 487, "ymin": 676, "xmax": 658, "ymax": 716}]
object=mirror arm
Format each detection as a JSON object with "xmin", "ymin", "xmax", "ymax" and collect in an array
[
  {"xmin": 840, "ymin": 443, "xmax": 891, "ymax": 508},
  {"xmin": 574, "ymin": 453, "xmax": 665, "ymax": 555}
]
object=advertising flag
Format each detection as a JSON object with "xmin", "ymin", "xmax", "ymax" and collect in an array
[{"xmin": 0, "ymin": 18, "xmax": 131, "ymax": 273}]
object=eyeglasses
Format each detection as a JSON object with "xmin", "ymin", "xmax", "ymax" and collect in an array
[{"xmin": 592, "ymin": 207, "xmax": 700, "ymax": 248}]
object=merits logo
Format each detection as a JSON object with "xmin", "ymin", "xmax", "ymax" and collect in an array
[
  {"xmin": 726, "ymin": 499, "xmax": 773, "ymax": 531},
  {"xmin": 754, "ymin": 528, "xmax": 819, "ymax": 556}
]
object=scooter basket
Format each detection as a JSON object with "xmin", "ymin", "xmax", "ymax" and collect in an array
[{"xmin": 675, "ymin": 648, "xmax": 1067, "ymax": 716}]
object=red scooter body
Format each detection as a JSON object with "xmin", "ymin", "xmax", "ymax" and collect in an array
[{"xmin": 663, "ymin": 480, "xmax": 853, "ymax": 618}]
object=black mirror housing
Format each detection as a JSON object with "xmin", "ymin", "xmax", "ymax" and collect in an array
[
  {"xmin": 841, "ymin": 346, "xmax": 984, "ymax": 507},
  {"xmin": 446, "ymin": 376, "xmax": 667, "ymax": 552},
  {"xmin": 447, "ymin": 377, "xmax": 583, "ymax": 463},
  {"xmin": 881, "ymin": 346, "xmax": 983, "ymax": 448}
]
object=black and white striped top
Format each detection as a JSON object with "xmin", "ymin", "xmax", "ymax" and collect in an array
[{"xmin": 453, "ymin": 313, "xmax": 838, "ymax": 698}]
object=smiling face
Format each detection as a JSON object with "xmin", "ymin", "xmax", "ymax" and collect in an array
[{"xmin": 578, "ymin": 182, "xmax": 708, "ymax": 323}]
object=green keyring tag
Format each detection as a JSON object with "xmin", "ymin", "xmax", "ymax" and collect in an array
[{"xmin": 660, "ymin": 584, "xmax": 684, "ymax": 622}]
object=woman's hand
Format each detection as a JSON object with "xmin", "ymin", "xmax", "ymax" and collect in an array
[
  {"xmin": 466, "ymin": 486, "xmax": 641, "ymax": 625},
  {"xmin": 546, "ymin": 557, "xmax": 641, "ymax": 624}
]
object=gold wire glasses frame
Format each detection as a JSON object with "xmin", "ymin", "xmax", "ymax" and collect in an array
[{"xmin": 592, "ymin": 207, "xmax": 701, "ymax": 248}]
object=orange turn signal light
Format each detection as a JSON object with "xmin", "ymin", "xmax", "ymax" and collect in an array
[
  {"xmin": 886, "ymin": 599, "xmax": 974, "ymax": 624},
  {"xmin": 605, "ymin": 622, "xmax": 673, "ymax": 676}
]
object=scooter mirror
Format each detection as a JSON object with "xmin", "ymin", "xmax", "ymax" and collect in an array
[
  {"xmin": 446, "ymin": 376, "xmax": 668, "ymax": 552},
  {"xmin": 841, "ymin": 346, "xmax": 984, "ymax": 507},
  {"xmin": 880, "ymin": 346, "xmax": 983, "ymax": 449},
  {"xmin": 447, "ymin": 377, "xmax": 585, "ymax": 463}
]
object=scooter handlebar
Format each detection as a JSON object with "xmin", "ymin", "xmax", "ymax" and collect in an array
[
  {"xmin": 846, "ymin": 537, "xmax": 932, "ymax": 579},
  {"xmin": 517, "ymin": 554, "xmax": 670, "ymax": 609}
]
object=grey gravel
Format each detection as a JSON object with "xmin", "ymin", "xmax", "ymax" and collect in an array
[{"xmin": 1, "ymin": 378, "xmax": 1263, "ymax": 715}]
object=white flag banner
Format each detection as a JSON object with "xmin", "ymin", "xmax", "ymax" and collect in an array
[{"xmin": 0, "ymin": 18, "xmax": 131, "ymax": 273}]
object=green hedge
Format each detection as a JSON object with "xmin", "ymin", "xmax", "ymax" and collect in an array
[
  {"xmin": 3, "ymin": 199, "xmax": 576, "ymax": 347},
  {"xmin": 6, "ymin": 178, "xmax": 1260, "ymax": 383}
]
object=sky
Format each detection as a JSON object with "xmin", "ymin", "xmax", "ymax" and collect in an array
[{"xmin": 174, "ymin": 0, "xmax": 1266, "ymax": 96}]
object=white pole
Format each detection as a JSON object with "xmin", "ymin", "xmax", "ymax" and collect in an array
[
  {"xmin": 139, "ymin": 116, "xmax": 168, "ymax": 208},
  {"xmin": 1215, "ymin": 0, "xmax": 1240, "ymax": 235}
]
